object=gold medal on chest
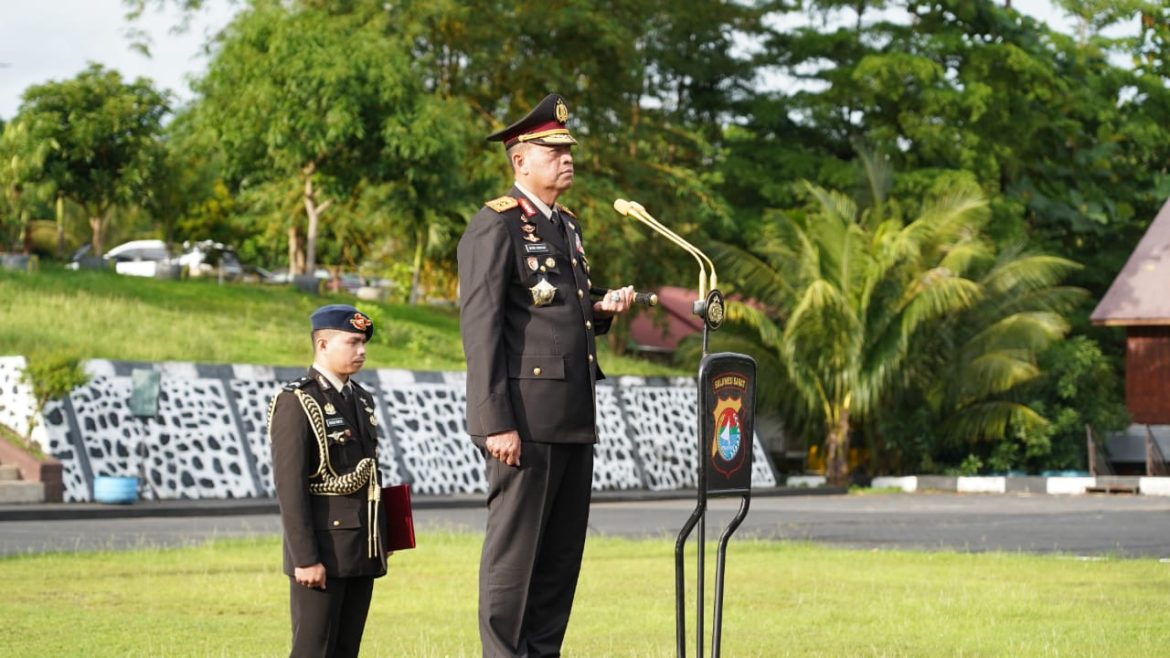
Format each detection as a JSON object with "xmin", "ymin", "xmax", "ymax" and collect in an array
[{"xmin": 530, "ymin": 277, "xmax": 556, "ymax": 307}]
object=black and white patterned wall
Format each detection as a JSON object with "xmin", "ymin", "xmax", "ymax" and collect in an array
[{"xmin": 0, "ymin": 356, "xmax": 776, "ymax": 502}]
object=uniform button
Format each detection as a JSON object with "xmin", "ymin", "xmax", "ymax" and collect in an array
[
  {"xmin": 577, "ymin": 289, "xmax": 584, "ymax": 299},
  {"xmin": 587, "ymin": 278, "xmax": 592, "ymax": 287},
  {"xmin": 585, "ymin": 320, "xmax": 592, "ymax": 330},
  {"xmin": 332, "ymin": 520, "xmax": 341, "ymax": 527},
  {"xmin": 533, "ymin": 367, "xmax": 542, "ymax": 376},
  {"xmin": 588, "ymin": 354, "xmax": 594, "ymax": 363},
  {"xmin": 572, "ymin": 258, "xmax": 578, "ymax": 267}
]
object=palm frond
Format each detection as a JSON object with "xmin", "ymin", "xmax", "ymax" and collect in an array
[
  {"xmin": 956, "ymin": 349, "xmax": 1043, "ymax": 400},
  {"xmin": 944, "ymin": 401, "xmax": 1048, "ymax": 444},
  {"xmin": 981, "ymin": 254, "xmax": 1082, "ymax": 296},
  {"xmin": 900, "ymin": 272, "xmax": 982, "ymax": 336}
]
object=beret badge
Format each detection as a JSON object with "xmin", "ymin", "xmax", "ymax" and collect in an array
[{"xmin": 350, "ymin": 313, "xmax": 372, "ymax": 331}]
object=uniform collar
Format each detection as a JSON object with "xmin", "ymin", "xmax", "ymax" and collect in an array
[
  {"xmin": 513, "ymin": 181, "xmax": 554, "ymax": 221},
  {"xmin": 311, "ymin": 362, "xmax": 350, "ymax": 394}
]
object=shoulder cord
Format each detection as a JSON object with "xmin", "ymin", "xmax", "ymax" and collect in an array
[{"xmin": 268, "ymin": 388, "xmax": 382, "ymax": 558}]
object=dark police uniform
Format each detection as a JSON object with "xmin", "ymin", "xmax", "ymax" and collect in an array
[
  {"xmin": 458, "ymin": 93, "xmax": 610, "ymax": 658},
  {"xmin": 269, "ymin": 305, "xmax": 386, "ymax": 658}
]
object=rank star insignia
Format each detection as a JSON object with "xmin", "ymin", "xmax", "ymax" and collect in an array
[
  {"xmin": 523, "ymin": 234, "xmax": 542, "ymax": 243},
  {"xmin": 324, "ymin": 403, "xmax": 337, "ymax": 415}
]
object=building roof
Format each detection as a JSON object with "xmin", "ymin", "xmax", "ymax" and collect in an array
[
  {"xmin": 628, "ymin": 286, "xmax": 704, "ymax": 351},
  {"xmin": 1091, "ymin": 197, "xmax": 1170, "ymax": 326}
]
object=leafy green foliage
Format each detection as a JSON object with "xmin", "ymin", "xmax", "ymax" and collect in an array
[
  {"xmin": 5, "ymin": 64, "xmax": 169, "ymax": 257},
  {"xmin": 19, "ymin": 352, "xmax": 89, "ymax": 447}
]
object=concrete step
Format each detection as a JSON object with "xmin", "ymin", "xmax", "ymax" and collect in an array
[
  {"xmin": 0, "ymin": 464, "xmax": 21, "ymax": 481},
  {"xmin": 0, "ymin": 481, "xmax": 44, "ymax": 504}
]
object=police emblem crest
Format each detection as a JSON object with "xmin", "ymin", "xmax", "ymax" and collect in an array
[
  {"xmin": 555, "ymin": 98, "xmax": 569, "ymax": 123},
  {"xmin": 710, "ymin": 372, "xmax": 749, "ymax": 478}
]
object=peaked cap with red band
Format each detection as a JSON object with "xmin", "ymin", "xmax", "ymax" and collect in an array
[{"xmin": 486, "ymin": 93, "xmax": 578, "ymax": 148}]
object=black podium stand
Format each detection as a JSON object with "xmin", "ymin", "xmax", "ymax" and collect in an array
[{"xmin": 675, "ymin": 293, "xmax": 757, "ymax": 658}]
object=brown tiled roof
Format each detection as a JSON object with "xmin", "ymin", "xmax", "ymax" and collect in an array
[{"xmin": 1091, "ymin": 198, "xmax": 1170, "ymax": 326}]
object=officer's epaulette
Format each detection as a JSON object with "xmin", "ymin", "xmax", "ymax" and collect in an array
[
  {"xmin": 485, "ymin": 196, "xmax": 519, "ymax": 213},
  {"xmin": 282, "ymin": 376, "xmax": 312, "ymax": 392},
  {"xmin": 556, "ymin": 203, "xmax": 577, "ymax": 218}
]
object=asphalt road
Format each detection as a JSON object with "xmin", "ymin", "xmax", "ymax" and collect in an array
[{"xmin": 2, "ymin": 493, "xmax": 1167, "ymax": 558}]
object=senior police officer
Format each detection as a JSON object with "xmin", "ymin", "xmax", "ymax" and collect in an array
[
  {"xmin": 268, "ymin": 304, "xmax": 386, "ymax": 658},
  {"xmin": 458, "ymin": 93, "xmax": 637, "ymax": 657}
]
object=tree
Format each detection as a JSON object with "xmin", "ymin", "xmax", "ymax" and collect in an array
[
  {"xmin": 194, "ymin": 0, "xmax": 475, "ymax": 299},
  {"xmin": 710, "ymin": 157, "xmax": 1077, "ymax": 484},
  {"xmin": 9, "ymin": 64, "xmax": 168, "ymax": 257}
]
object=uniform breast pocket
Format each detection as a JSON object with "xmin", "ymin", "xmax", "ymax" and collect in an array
[
  {"xmin": 312, "ymin": 501, "xmax": 362, "ymax": 532},
  {"xmin": 508, "ymin": 355, "xmax": 566, "ymax": 381}
]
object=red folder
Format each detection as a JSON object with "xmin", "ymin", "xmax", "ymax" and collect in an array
[{"xmin": 381, "ymin": 484, "xmax": 416, "ymax": 551}]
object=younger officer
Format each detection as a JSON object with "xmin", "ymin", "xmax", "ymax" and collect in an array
[{"xmin": 268, "ymin": 304, "xmax": 386, "ymax": 658}]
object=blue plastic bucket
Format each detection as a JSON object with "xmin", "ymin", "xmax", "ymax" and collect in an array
[{"xmin": 93, "ymin": 476, "xmax": 138, "ymax": 504}]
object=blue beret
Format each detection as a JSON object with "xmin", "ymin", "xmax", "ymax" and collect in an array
[{"xmin": 310, "ymin": 304, "xmax": 374, "ymax": 340}]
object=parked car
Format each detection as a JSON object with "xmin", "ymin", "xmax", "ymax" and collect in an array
[
  {"xmin": 176, "ymin": 240, "xmax": 243, "ymax": 280},
  {"xmin": 67, "ymin": 239, "xmax": 174, "ymax": 277}
]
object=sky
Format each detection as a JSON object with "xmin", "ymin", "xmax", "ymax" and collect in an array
[{"xmin": 0, "ymin": 0, "xmax": 1115, "ymax": 121}]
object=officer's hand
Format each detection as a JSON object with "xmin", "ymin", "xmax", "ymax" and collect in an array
[
  {"xmin": 486, "ymin": 430, "xmax": 521, "ymax": 467},
  {"xmin": 295, "ymin": 563, "xmax": 327, "ymax": 590},
  {"xmin": 593, "ymin": 285, "xmax": 634, "ymax": 317}
]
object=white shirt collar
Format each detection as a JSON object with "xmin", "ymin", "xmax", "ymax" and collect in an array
[
  {"xmin": 513, "ymin": 180, "xmax": 554, "ymax": 221},
  {"xmin": 312, "ymin": 362, "xmax": 349, "ymax": 393}
]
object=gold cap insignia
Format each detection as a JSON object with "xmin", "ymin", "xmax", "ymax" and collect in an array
[{"xmin": 555, "ymin": 98, "xmax": 569, "ymax": 123}]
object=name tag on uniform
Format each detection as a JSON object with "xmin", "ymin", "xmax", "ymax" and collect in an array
[
  {"xmin": 524, "ymin": 243, "xmax": 550, "ymax": 254},
  {"xmin": 326, "ymin": 417, "xmax": 346, "ymax": 428}
]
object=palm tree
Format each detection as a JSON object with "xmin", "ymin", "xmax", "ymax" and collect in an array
[{"xmin": 709, "ymin": 159, "xmax": 1078, "ymax": 485}]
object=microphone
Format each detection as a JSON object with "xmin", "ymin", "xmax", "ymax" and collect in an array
[
  {"xmin": 613, "ymin": 199, "xmax": 718, "ymax": 297},
  {"xmin": 590, "ymin": 287, "xmax": 658, "ymax": 306}
]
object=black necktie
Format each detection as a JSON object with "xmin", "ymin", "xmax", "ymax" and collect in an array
[{"xmin": 551, "ymin": 208, "xmax": 569, "ymax": 244}]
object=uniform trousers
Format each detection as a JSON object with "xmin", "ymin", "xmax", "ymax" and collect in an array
[
  {"xmin": 289, "ymin": 575, "xmax": 375, "ymax": 658},
  {"xmin": 478, "ymin": 441, "xmax": 594, "ymax": 658}
]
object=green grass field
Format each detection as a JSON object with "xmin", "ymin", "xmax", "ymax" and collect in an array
[
  {"xmin": 1, "ymin": 532, "xmax": 1167, "ymax": 657},
  {"xmin": 0, "ymin": 267, "xmax": 683, "ymax": 376}
]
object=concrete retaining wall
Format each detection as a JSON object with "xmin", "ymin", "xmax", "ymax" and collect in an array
[{"xmin": 0, "ymin": 356, "xmax": 777, "ymax": 502}]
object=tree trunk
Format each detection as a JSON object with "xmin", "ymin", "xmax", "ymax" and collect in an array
[
  {"xmin": 409, "ymin": 223, "xmax": 425, "ymax": 305},
  {"xmin": 55, "ymin": 194, "xmax": 65, "ymax": 259},
  {"xmin": 20, "ymin": 207, "xmax": 31, "ymax": 255},
  {"xmin": 301, "ymin": 162, "xmax": 332, "ymax": 278},
  {"xmin": 824, "ymin": 407, "xmax": 852, "ymax": 487},
  {"xmin": 89, "ymin": 215, "xmax": 104, "ymax": 258},
  {"xmin": 304, "ymin": 173, "xmax": 319, "ymax": 276},
  {"xmin": 288, "ymin": 226, "xmax": 301, "ymax": 276}
]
